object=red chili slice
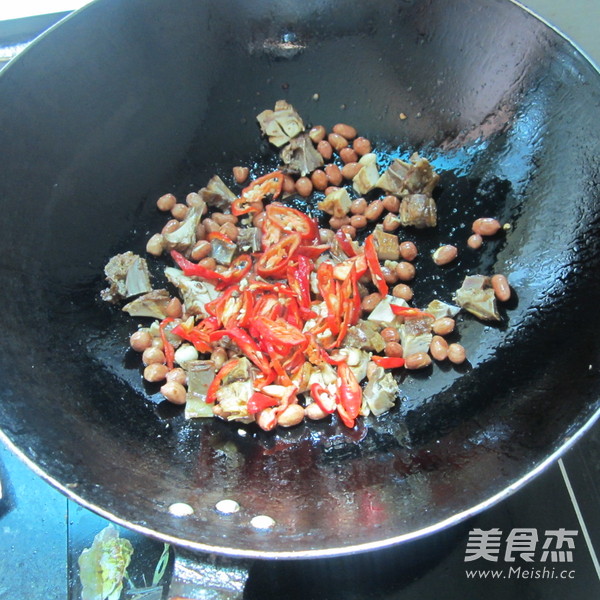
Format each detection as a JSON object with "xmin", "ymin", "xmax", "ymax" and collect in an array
[
  {"xmin": 266, "ymin": 204, "xmax": 319, "ymax": 242},
  {"xmin": 371, "ymin": 356, "xmax": 406, "ymax": 369},
  {"xmin": 364, "ymin": 234, "xmax": 389, "ymax": 296},
  {"xmin": 232, "ymin": 171, "xmax": 283, "ymax": 215},
  {"xmin": 256, "ymin": 232, "xmax": 301, "ymax": 279}
]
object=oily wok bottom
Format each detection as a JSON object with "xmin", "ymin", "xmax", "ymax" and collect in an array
[{"xmin": 0, "ymin": 0, "xmax": 599, "ymax": 557}]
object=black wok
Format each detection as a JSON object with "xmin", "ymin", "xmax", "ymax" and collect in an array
[{"xmin": 0, "ymin": 0, "xmax": 599, "ymax": 560}]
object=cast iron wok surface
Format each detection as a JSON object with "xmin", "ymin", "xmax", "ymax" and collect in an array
[{"xmin": 0, "ymin": 0, "xmax": 599, "ymax": 557}]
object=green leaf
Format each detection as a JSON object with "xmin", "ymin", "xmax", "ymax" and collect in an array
[{"xmin": 78, "ymin": 525, "xmax": 134, "ymax": 600}]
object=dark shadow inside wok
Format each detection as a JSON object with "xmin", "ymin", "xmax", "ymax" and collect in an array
[{"xmin": 0, "ymin": 0, "xmax": 599, "ymax": 556}]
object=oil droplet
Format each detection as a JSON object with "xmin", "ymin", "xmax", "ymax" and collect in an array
[
  {"xmin": 250, "ymin": 515, "xmax": 276, "ymax": 530},
  {"xmin": 168, "ymin": 502, "xmax": 194, "ymax": 517},
  {"xmin": 215, "ymin": 499, "xmax": 240, "ymax": 514}
]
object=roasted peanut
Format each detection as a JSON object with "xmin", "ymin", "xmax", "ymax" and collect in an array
[
  {"xmin": 309, "ymin": 125, "xmax": 327, "ymax": 143},
  {"xmin": 332, "ymin": 123, "xmax": 357, "ymax": 140},
  {"xmin": 157, "ymin": 193, "xmax": 176, "ymax": 212},
  {"xmin": 142, "ymin": 347, "xmax": 166, "ymax": 366},
  {"xmin": 432, "ymin": 244, "xmax": 458, "ymax": 266},
  {"xmin": 277, "ymin": 404, "xmax": 305, "ymax": 427},
  {"xmin": 160, "ymin": 381, "xmax": 187, "ymax": 405},
  {"xmin": 317, "ymin": 140, "xmax": 333, "ymax": 160},
  {"xmin": 392, "ymin": 283, "xmax": 413, "ymax": 301},
  {"xmin": 186, "ymin": 192, "xmax": 203, "ymax": 207},
  {"xmin": 472, "ymin": 217, "xmax": 501, "ymax": 236},
  {"xmin": 143, "ymin": 363, "xmax": 169, "ymax": 382},
  {"xmin": 467, "ymin": 233, "xmax": 483, "ymax": 249},
  {"xmin": 190, "ymin": 240, "xmax": 212, "ymax": 261},
  {"xmin": 325, "ymin": 164, "xmax": 343, "ymax": 186},
  {"xmin": 382, "ymin": 195, "xmax": 401, "ymax": 213},
  {"xmin": 171, "ymin": 203, "xmax": 188, "ymax": 220},
  {"xmin": 341, "ymin": 162, "xmax": 362, "ymax": 180},
  {"xmin": 404, "ymin": 352, "xmax": 432, "ymax": 370},
  {"xmin": 364, "ymin": 200, "xmax": 384, "ymax": 221},
  {"xmin": 311, "ymin": 169, "xmax": 328, "ymax": 191},
  {"xmin": 350, "ymin": 214, "xmax": 368, "ymax": 229},
  {"xmin": 447, "ymin": 343, "xmax": 467, "ymax": 364},
  {"xmin": 130, "ymin": 330, "xmax": 153, "ymax": 352},
  {"xmin": 339, "ymin": 147, "xmax": 358, "ymax": 164},
  {"xmin": 399, "ymin": 241, "xmax": 418, "ymax": 261},
  {"xmin": 161, "ymin": 219, "xmax": 180, "ymax": 235},
  {"xmin": 220, "ymin": 221, "xmax": 239, "ymax": 242},
  {"xmin": 166, "ymin": 367, "xmax": 187, "ymax": 386},
  {"xmin": 353, "ymin": 136, "xmax": 372, "ymax": 155},
  {"xmin": 491, "ymin": 274, "xmax": 511, "ymax": 301},
  {"xmin": 305, "ymin": 402, "xmax": 329, "ymax": 420},
  {"xmin": 329, "ymin": 215, "xmax": 350, "ymax": 230},
  {"xmin": 381, "ymin": 265, "xmax": 399, "ymax": 285},
  {"xmin": 198, "ymin": 257, "xmax": 217, "ymax": 270},
  {"xmin": 211, "ymin": 347, "xmax": 228, "ymax": 371},
  {"xmin": 361, "ymin": 292, "xmax": 382, "ymax": 312},
  {"xmin": 340, "ymin": 224, "xmax": 357, "ymax": 239},
  {"xmin": 385, "ymin": 342, "xmax": 403, "ymax": 358},
  {"xmin": 430, "ymin": 336, "xmax": 449, "ymax": 361},
  {"xmin": 295, "ymin": 177, "xmax": 313, "ymax": 197},
  {"xmin": 166, "ymin": 297, "xmax": 183, "ymax": 319},
  {"xmin": 380, "ymin": 327, "xmax": 400, "ymax": 343},
  {"xmin": 382, "ymin": 213, "xmax": 401, "ymax": 232},
  {"xmin": 283, "ymin": 174, "xmax": 296, "ymax": 195},
  {"xmin": 350, "ymin": 197, "xmax": 367, "ymax": 214},
  {"xmin": 146, "ymin": 233, "xmax": 164, "ymax": 256},
  {"xmin": 396, "ymin": 261, "xmax": 416, "ymax": 281},
  {"xmin": 432, "ymin": 317, "xmax": 455, "ymax": 336},
  {"xmin": 328, "ymin": 132, "xmax": 349, "ymax": 152}
]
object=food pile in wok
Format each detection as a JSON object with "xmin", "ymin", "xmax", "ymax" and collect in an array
[{"xmin": 102, "ymin": 101, "xmax": 511, "ymax": 431}]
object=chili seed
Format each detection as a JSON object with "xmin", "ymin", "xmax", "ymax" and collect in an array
[
  {"xmin": 157, "ymin": 193, "xmax": 176, "ymax": 212},
  {"xmin": 404, "ymin": 352, "xmax": 432, "ymax": 370},
  {"xmin": 430, "ymin": 336, "xmax": 449, "ymax": 361},
  {"xmin": 233, "ymin": 166, "xmax": 249, "ymax": 184},
  {"xmin": 432, "ymin": 317, "xmax": 455, "ymax": 336},
  {"xmin": 491, "ymin": 274, "xmax": 511, "ymax": 301},
  {"xmin": 447, "ymin": 343, "xmax": 467, "ymax": 364},
  {"xmin": 472, "ymin": 217, "xmax": 501, "ymax": 236},
  {"xmin": 432, "ymin": 245, "xmax": 458, "ymax": 266},
  {"xmin": 332, "ymin": 123, "xmax": 357, "ymax": 140},
  {"xmin": 309, "ymin": 125, "xmax": 327, "ymax": 143}
]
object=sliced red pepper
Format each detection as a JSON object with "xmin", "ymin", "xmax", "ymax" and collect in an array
[
  {"xmin": 316, "ymin": 261, "xmax": 341, "ymax": 335},
  {"xmin": 206, "ymin": 358, "xmax": 240, "ymax": 403},
  {"xmin": 171, "ymin": 317, "xmax": 219, "ymax": 354},
  {"xmin": 371, "ymin": 356, "xmax": 406, "ymax": 369},
  {"xmin": 256, "ymin": 232, "xmax": 301, "ymax": 279},
  {"xmin": 159, "ymin": 317, "xmax": 175, "ymax": 369},
  {"xmin": 287, "ymin": 255, "xmax": 313, "ymax": 309},
  {"xmin": 210, "ymin": 327, "xmax": 271, "ymax": 376},
  {"xmin": 336, "ymin": 361, "xmax": 362, "ymax": 427},
  {"xmin": 332, "ymin": 254, "xmax": 368, "ymax": 281},
  {"xmin": 266, "ymin": 204, "xmax": 319, "ymax": 243},
  {"xmin": 364, "ymin": 234, "xmax": 389, "ymax": 296},
  {"xmin": 296, "ymin": 244, "xmax": 330, "ymax": 260},
  {"xmin": 207, "ymin": 231, "xmax": 235, "ymax": 244},
  {"xmin": 204, "ymin": 285, "xmax": 239, "ymax": 322},
  {"xmin": 310, "ymin": 382, "xmax": 336, "ymax": 414},
  {"xmin": 253, "ymin": 316, "xmax": 307, "ymax": 351},
  {"xmin": 232, "ymin": 170, "xmax": 283, "ymax": 216},
  {"xmin": 390, "ymin": 305, "xmax": 435, "ymax": 320},
  {"xmin": 335, "ymin": 229, "xmax": 357, "ymax": 257},
  {"xmin": 247, "ymin": 391, "xmax": 280, "ymax": 415},
  {"xmin": 170, "ymin": 250, "xmax": 252, "ymax": 288}
]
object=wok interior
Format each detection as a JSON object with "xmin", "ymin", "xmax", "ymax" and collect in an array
[{"xmin": 0, "ymin": 0, "xmax": 599, "ymax": 556}]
